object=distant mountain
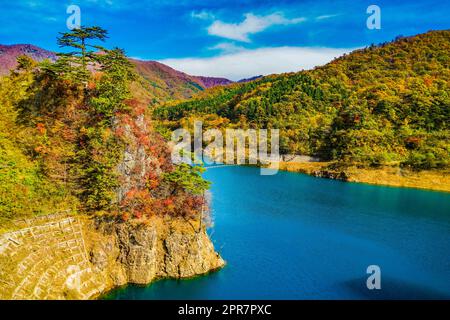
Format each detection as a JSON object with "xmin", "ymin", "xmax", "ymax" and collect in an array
[
  {"xmin": 131, "ymin": 59, "xmax": 235, "ymax": 102},
  {"xmin": 192, "ymin": 76, "xmax": 233, "ymax": 88},
  {"xmin": 0, "ymin": 44, "xmax": 269, "ymax": 103},
  {"xmin": 131, "ymin": 59, "xmax": 204, "ymax": 102},
  {"xmin": 192, "ymin": 75, "xmax": 262, "ymax": 87},
  {"xmin": 0, "ymin": 44, "xmax": 56, "ymax": 75},
  {"xmin": 238, "ymin": 75, "xmax": 263, "ymax": 83},
  {"xmin": 0, "ymin": 44, "xmax": 236, "ymax": 102}
]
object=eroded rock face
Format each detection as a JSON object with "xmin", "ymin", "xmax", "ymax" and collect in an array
[
  {"xmin": 0, "ymin": 214, "xmax": 224, "ymax": 300},
  {"xmin": 115, "ymin": 114, "xmax": 152, "ymax": 204}
]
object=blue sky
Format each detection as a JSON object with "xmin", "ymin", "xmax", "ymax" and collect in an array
[{"xmin": 1, "ymin": 0, "xmax": 449, "ymax": 80}]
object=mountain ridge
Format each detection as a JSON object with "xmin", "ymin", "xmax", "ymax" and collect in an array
[
  {"xmin": 0, "ymin": 44, "xmax": 238, "ymax": 101},
  {"xmin": 0, "ymin": 44, "xmax": 57, "ymax": 75}
]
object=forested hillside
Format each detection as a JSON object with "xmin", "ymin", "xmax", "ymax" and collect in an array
[
  {"xmin": 0, "ymin": 27, "xmax": 209, "ymax": 226},
  {"xmin": 154, "ymin": 30, "xmax": 450, "ymax": 170},
  {"xmin": 132, "ymin": 59, "xmax": 233, "ymax": 103}
]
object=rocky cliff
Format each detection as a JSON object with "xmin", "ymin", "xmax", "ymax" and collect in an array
[{"xmin": 0, "ymin": 213, "xmax": 224, "ymax": 300}]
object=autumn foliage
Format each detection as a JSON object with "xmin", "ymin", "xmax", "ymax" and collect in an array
[{"xmin": 0, "ymin": 27, "xmax": 210, "ymax": 225}]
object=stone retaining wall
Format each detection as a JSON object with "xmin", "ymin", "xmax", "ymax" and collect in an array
[{"xmin": 0, "ymin": 214, "xmax": 224, "ymax": 300}]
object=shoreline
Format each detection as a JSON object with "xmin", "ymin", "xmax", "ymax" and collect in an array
[
  {"xmin": 201, "ymin": 152, "xmax": 450, "ymax": 193},
  {"xmin": 99, "ymin": 265, "xmax": 225, "ymax": 300},
  {"xmin": 274, "ymin": 161, "xmax": 450, "ymax": 193},
  {"xmin": 0, "ymin": 215, "xmax": 224, "ymax": 300}
]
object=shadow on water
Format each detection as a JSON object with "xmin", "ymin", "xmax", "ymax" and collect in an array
[
  {"xmin": 103, "ymin": 270, "xmax": 227, "ymax": 300},
  {"xmin": 342, "ymin": 276, "xmax": 450, "ymax": 300}
]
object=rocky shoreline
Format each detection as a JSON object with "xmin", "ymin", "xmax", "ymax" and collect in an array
[
  {"xmin": 275, "ymin": 160, "xmax": 450, "ymax": 193},
  {"xmin": 0, "ymin": 214, "xmax": 224, "ymax": 300}
]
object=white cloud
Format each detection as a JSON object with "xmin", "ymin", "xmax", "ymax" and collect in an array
[
  {"xmin": 316, "ymin": 14, "xmax": 340, "ymax": 20},
  {"xmin": 159, "ymin": 46, "xmax": 353, "ymax": 81},
  {"xmin": 208, "ymin": 42, "xmax": 246, "ymax": 54},
  {"xmin": 207, "ymin": 13, "xmax": 306, "ymax": 42},
  {"xmin": 191, "ymin": 10, "xmax": 215, "ymax": 20}
]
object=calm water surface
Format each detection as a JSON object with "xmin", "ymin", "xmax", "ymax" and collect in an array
[{"xmin": 105, "ymin": 166, "xmax": 450, "ymax": 299}]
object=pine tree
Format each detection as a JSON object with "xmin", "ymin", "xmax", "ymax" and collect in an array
[
  {"xmin": 57, "ymin": 26, "xmax": 108, "ymax": 68},
  {"xmin": 54, "ymin": 26, "xmax": 108, "ymax": 81},
  {"xmin": 90, "ymin": 48, "xmax": 136, "ymax": 121}
]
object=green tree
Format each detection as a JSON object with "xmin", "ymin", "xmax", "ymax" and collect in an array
[
  {"xmin": 163, "ymin": 164, "xmax": 210, "ymax": 195},
  {"xmin": 52, "ymin": 26, "xmax": 108, "ymax": 81},
  {"xmin": 15, "ymin": 55, "xmax": 35, "ymax": 72},
  {"xmin": 57, "ymin": 26, "xmax": 108, "ymax": 68},
  {"xmin": 90, "ymin": 48, "xmax": 136, "ymax": 121}
]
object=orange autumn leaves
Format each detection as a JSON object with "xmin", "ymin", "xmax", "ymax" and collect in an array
[{"xmin": 119, "ymin": 187, "xmax": 205, "ymax": 222}]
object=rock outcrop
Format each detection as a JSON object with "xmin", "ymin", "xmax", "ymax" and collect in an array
[
  {"xmin": 0, "ymin": 213, "xmax": 224, "ymax": 300},
  {"xmin": 310, "ymin": 170, "xmax": 349, "ymax": 181}
]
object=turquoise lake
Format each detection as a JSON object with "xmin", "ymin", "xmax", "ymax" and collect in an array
[{"xmin": 105, "ymin": 166, "xmax": 450, "ymax": 299}]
